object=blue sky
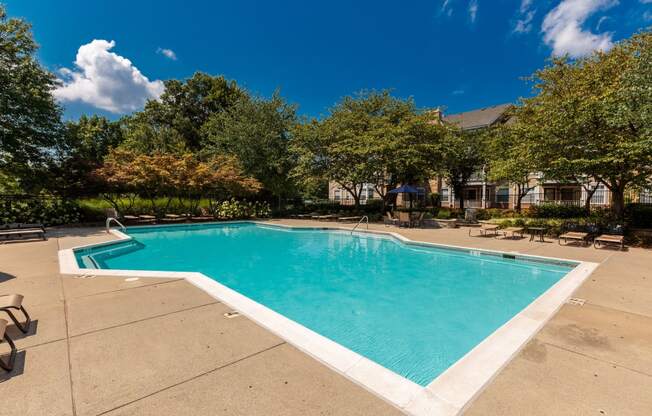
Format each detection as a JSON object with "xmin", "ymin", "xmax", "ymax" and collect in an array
[{"xmin": 5, "ymin": 0, "xmax": 651, "ymax": 119}]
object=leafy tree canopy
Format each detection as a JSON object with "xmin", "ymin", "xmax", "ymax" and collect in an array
[
  {"xmin": 0, "ymin": 5, "xmax": 62, "ymax": 191},
  {"xmin": 515, "ymin": 30, "xmax": 652, "ymax": 217}
]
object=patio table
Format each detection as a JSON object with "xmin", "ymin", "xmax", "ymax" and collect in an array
[{"xmin": 528, "ymin": 227, "xmax": 547, "ymax": 242}]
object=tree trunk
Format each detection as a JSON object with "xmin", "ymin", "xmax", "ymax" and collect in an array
[
  {"xmin": 611, "ymin": 187, "xmax": 626, "ymax": 220},
  {"xmin": 584, "ymin": 187, "xmax": 597, "ymax": 212}
]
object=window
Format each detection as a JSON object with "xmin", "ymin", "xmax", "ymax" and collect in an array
[
  {"xmin": 544, "ymin": 188, "xmax": 556, "ymax": 201},
  {"xmin": 496, "ymin": 187, "xmax": 510, "ymax": 203},
  {"xmin": 466, "ymin": 189, "xmax": 477, "ymax": 201},
  {"xmin": 560, "ymin": 188, "xmax": 576, "ymax": 201},
  {"xmin": 334, "ymin": 190, "xmax": 341, "ymax": 201},
  {"xmin": 440, "ymin": 188, "xmax": 449, "ymax": 202},
  {"xmin": 590, "ymin": 185, "xmax": 606, "ymax": 204}
]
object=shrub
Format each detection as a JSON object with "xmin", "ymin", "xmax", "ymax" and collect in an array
[
  {"xmin": 626, "ymin": 204, "xmax": 652, "ymax": 228},
  {"xmin": 211, "ymin": 199, "xmax": 271, "ymax": 219},
  {"xmin": 0, "ymin": 196, "xmax": 81, "ymax": 226},
  {"xmin": 526, "ymin": 204, "xmax": 588, "ymax": 219}
]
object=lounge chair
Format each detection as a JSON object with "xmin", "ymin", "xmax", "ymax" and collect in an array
[
  {"xmin": 138, "ymin": 215, "xmax": 156, "ymax": 224},
  {"xmin": 501, "ymin": 227, "xmax": 525, "ymax": 239},
  {"xmin": 190, "ymin": 208, "xmax": 214, "ymax": 222},
  {"xmin": 338, "ymin": 216, "xmax": 363, "ymax": 222},
  {"xmin": 558, "ymin": 224, "xmax": 597, "ymax": 246},
  {"xmin": 0, "ymin": 319, "xmax": 17, "ymax": 371},
  {"xmin": 162, "ymin": 214, "xmax": 185, "ymax": 223},
  {"xmin": 594, "ymin": 225, "xmax": 625, "ymax": 250},
  {"xmin": 313, "ymin": 214, "xmax": 340, "ymax": 221},
  {"xmin": 0, "ymin": 223, "xmax": 46, "ymax": 241},
  {"xmin": 384, "ymin": 212, "xmax": 399, "ymax": 227},
  {"xmin": 469, "ymin": 223, "xmax": 499, "ymax": 237},
  {"xmin": 0, "ymin": 295, "xmax": 30, "ymax": 334}
]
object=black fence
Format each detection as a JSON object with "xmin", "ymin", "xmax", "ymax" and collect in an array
[{"xmin": 442, "ymin": 189, "xmax": 652, "ymax": 209}]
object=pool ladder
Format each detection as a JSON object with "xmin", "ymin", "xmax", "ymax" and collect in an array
[
  {"xmin": 105, "ymin": 217, "xmax": 127, "ymax": 233},
  {"xmin": 350, "ymin": 216, "xmax": 369, "ymax": 234}
]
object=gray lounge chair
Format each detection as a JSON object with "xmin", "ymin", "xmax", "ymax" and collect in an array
[
  {"xmin": 0, "ymin": 223, "xmax": 46, "ymax": 241},
  {"xmin": 0, "ymin": 294, "xmax": 31, "ymax": 334},
  {"xmin": 0, "ymin": 319, "xmax": 17, "ymax": 371}
]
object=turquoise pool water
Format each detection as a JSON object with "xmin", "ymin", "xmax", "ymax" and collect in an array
[{"xmin": 76, "ymin": 222, "xmax": 574, "ymax": 386}]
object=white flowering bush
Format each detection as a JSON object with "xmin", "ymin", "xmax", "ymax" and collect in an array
[{"xmin": 213, "ymin": 199, "xmax": 271, "ymax": 219}]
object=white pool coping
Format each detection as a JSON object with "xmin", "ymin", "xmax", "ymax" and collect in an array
[{"xmin": 58, "ymin": 221, "xmax": 598, "ymax": 416}]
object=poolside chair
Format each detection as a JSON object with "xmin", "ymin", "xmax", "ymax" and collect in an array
[
  {"xmin": 558, "ymin": 223, "xmax": 597, "ymax": 246},
  {"xmin": 469, "ymin": 223, "xmax": 499, "ymax": 237},
  {"xmin": 594, "ymin": 225, "xmax": 626, "ymax": 250},
  {"xmin": 412, "ymin": 211, "xmax": 426, "ymax": 228},
  {"xmin": 0, "ymin": 319, "xmax": 17, "ymax": 371},
  {"xmin": 338, "ymin": 215, "xmax": 363, "ymax": 222},
  {"xmin": 0, "ymin": 223, "xmax": 46, "ymax": 242},
  {"xmin": 395, "ymin": 211, "xmax": 413, "ymax": 228},
  {"xmin": 314, "ymin": 214, "xmax": 340, "ymax": 221},
  {"xmin": 162, "ymin": 214, "xmax": 185, "ymax": 223},
  {"xmin": 191, "ymin": 208, "xmax": 214, "ymax": 222},
  {"xmin": 501, "ymin": 226, "xmax": 525, "ymax": 239},
  {"xmin": 0, "ymin": 294, "xmax": 30, "ymax": 333},
  {"xmin": 384, "ymin": 212, "xmax": 399, "ymax": 227}
]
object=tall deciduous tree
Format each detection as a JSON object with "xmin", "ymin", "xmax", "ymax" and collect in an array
[
  {"xmin": 0, "ymin": 5, "xmax": 62, "ymax": 191},
  {"xmin": 291, "ymin": 90, "xmax": 418, "ymax": 209},
  {"xmin": 121, "ymin": 72, "xmax": 245, "ymax": 153},
  {"xmin": 50, "ymin": 115, "xmax": 123, "ymax": 196},
  {"xmin": 201, "ymin": 92, "xmax": 298, "ymax": 209},
  {"xmin": 516, "ymin": 30, "xmax": 652, "ymax": 218},
  {"xmin": 439, "ymin": 127, "xmax": 486, "ymax": 210},
  {"xmin": 486, "ymin": 121, "xmax": 537, "ymax": 213}
]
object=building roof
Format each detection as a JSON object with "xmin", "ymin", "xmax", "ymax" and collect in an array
[{"xmin": 443, "ymin": 103, "xmax": 512, "ymax": 130}]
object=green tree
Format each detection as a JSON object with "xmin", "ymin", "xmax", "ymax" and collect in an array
[
  {"xmin": 291, "ymin": 90, "xmax": 417, "ymax": 209},
  {"xmin": 516, "ymin": 30, "xmax": 652, "ymax": 218},
  {"xmin": 439, "ymin": 127, "xmax": 486, "ymax": 210},
  {"xmin": 201, "ymin": 92, "xmax": 298, "ymax": 209},
  {"xmin": 0, "ymin": 6, "xmax": 62, "ymax": 191},
  {"xmin": 122, "ymin": 72, "xmax": 245, "ymax": 153},
  {"xmin": 486, "ymin": 121, "xmax": 537, "ymax": 213},
  {"xmin": 50, "ymin": 115, "xmax": 123, "ymax": 196}
]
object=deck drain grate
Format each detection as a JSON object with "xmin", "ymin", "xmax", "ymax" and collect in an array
[
  {"xmin": 223, "ymin": 311, "xmax": 241, "ymax": 319},
  {"xmin": 567, "ymin": 297, "xmax": 586, "ymax": 306}
]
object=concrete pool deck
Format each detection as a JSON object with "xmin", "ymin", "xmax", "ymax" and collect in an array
[{"xmin": 1, "ymin": 220, "xmax": 651, "ymax": 415}]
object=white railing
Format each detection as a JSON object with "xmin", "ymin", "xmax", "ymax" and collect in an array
[
  {"xmin": 350, "ymin": 216, "xmax": 369, "ymax": 234},
  {"xmin": 105, "ymin": 217, "xmax": 126, "ymax": 233}
]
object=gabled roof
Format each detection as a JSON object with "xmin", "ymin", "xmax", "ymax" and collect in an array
[{"xmin": 443, "ymin": 103, "xmax": 512, "ymax": 130}]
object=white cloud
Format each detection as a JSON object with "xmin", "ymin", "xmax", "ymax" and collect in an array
[
  {"xmin": 54, "ymin": 39, "xmax": 164, "ymax": 113},
  {"xmin": 157, "ymin": 47, "xmax": 177, "ymax": 61},
  {"xmin": 520, "ymin": 0, "xmax": 533, "ymax": 13},
  {"xmin": 640, "ymin": 0, "xmax": 652, "ymax": 4},
  {"xmin": 440, "ymin": 0, "xmax": 454, "ymax": 17},
  {"xmin": 595, "ymin": 15, "xmax": 609, "ymax": 30},
  {"xmin": 645, "ymin": 10, "xmax": 652, "ymax": 20},
  {"xmin": 513, "ymin": 0, "xmax": 536, "ymax": 34},
  {"xmin": 541, "ymin": 0, "xmax": 618, "ymax": 58},
  {"xmin": 452, "ymin": 89, "xmax": 465, "ymax": 95},
  {"xmin": 468, "ymin": 0, "xmax": 478, "ymax": 23}
]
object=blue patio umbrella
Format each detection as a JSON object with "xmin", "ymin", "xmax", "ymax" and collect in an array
[
  {"xmin": 388, "ymin": 184, "xmax": 420, "ymax": 194},
  {"xmin": 388, "ymin": 185, "xmax": 420, "ymax": 208}
]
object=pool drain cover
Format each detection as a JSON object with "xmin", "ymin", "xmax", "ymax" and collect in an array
[{"xmin": 224, "ymin": 311, "xmax": 241, "ymax": 318}]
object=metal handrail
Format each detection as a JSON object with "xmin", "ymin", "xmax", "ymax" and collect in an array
[
  {"xmin": 105, "ymin": 217, "xmax": 126, "ymax": 233},
  {"xmin": 350, "ymin": 216, "xmax": 369, "ymax": 234}
]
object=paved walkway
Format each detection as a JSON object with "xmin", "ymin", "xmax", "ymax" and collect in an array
[{"xmin": 0, "ymin": 221, "xmax": 650, "ymax": 415}]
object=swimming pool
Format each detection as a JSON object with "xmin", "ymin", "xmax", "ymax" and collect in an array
[
  {"xmin": 61, "ymin": 222, "xmax": 598, "ymax": 414},
  {"xmin": 74, "ymin": 222, "xmax": 573, "ymax": 383}
]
